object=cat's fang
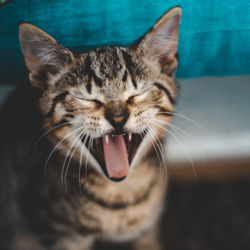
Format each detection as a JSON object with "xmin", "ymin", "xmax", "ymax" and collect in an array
[
  {"xmin": 128, "ymin": 133, "xmax": 132, "ymax": 141},
  {"xmin": 105, "ymin": 135, "xmax": 109, "ymax": 144}
]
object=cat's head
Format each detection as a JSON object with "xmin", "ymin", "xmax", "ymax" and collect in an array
[{"xmin": 19, "ymin": 7, "xmax": 181, "ymax": 182}]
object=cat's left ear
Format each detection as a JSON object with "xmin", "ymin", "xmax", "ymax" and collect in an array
[
  {"xmin": 19, "ymin": 23, "xmax": 74, "ymax": 88},
  {"xmin": 135, "ymin": 7, "xmax": 182, "ymax": 75}
]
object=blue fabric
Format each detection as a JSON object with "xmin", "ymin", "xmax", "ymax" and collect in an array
[{"xmin": 1, "ymin": 0, "xmax": 250, "ymax": 84}]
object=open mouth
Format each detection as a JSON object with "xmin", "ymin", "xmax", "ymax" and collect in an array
[{"xmin": 81, "ymin": 132, "xmax": 144, "ymax": 182}]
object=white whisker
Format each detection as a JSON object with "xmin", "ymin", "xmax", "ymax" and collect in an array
[
  {"xmin": 34, "ymin": 120, "xmax": 81, "ymax": 147},
  {"xmin": 64, "ymin": 129, "xmax": 87, "ymax": 191},
  {"xmin": 44, "ymin": 126, "xmax": 83, "ymax": 181},
  {"xmin": 139, "ymin": 130, "xmax": 148, "ymax": 156},
  {"xmin": 154, "ymin": 118, "xmax": 207, "ymax": 169},
  {"xmin": 61, "ymin": 127, "xmax": 86, "ymax": 186},
  {"xmin": 154, "ymin": 118, "xmax": 196, "ymax": 144},
  {"xmin": 78, "ymin": 135, "xmax": 85, "ymax": 191},
  {"xmin": 150, "ymin": 120, "xmax": 198, "ymax": 179},
  {"xmin": 157, "ymin": 111, "xmax": 208, "ymax": 132},
  {"xmin": 147, "ymin": 126, "xmax": 167, "ymax": 178},
  {"xmin": 154, "ymin": 119, "xmax": 206, "ymax": 169},
  {"xmin": 83, "ymin": 136, "xmax": 93, "ymax": 187},
  {"xmin": 146, "ymin": 128, "xmax": 164, "ymax": 176}
]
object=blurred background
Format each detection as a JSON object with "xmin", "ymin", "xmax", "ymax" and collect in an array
[
  {"xmin": 166, "ymin": 75, "xmax": 250, "ymax": 180},
  {"xmin": 1, "ymin": 0, "xmax": 250, "ymax": 249}
]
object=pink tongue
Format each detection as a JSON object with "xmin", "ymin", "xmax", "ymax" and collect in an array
[{"xmin": 102, "ymin": 135, "xmax": 129, "ymax": 179}]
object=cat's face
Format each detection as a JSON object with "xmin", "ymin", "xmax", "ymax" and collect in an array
[{"xmin": 19, "ymin": 7, "xmax": 181, "ymax": 182}]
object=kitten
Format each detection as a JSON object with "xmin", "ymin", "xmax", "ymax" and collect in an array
[{"xmin": 0, "ymin": 7, "xmax": 181, "ymax": 250}]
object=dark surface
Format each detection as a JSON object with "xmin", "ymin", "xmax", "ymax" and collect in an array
[{"xmin": 95, "ymin": 179, "xmax": 250, "ymax": 250}]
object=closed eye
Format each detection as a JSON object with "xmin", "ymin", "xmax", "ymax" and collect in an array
[
  {"xmin": 83, "ymin": 98, "xmax": 103, "ymax": 108},
  {"xmin": 127, "ymin": 91, "xmax": 149, "ymax": 104},
  {"xmin": 76, "ymin": 96, "xmax": 103, "ymax": 108},
  {"xmin": 127, "ymin": 95, "xmax": 138, "ymax": 104},
  {"xmin": 91, "ymin": 99, "xmax": 103, "ymax": 107}
]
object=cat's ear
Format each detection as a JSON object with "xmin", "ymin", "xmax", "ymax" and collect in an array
[
  {"xmin": 19, "ymin": 23, "xmax": 74, "ymax": 88},
  {"xmin": 135, "ymin": 7, "xmax": 182, "ymax": 75}
]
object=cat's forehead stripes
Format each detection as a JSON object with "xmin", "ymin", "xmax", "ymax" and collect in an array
[
  {"xmin": 59, "ymin": 47, "xmax": 148, "ymax": 100},
  {"xmin": 120, "ymin": 49, "xmax": 138, "ymax": 89},
  {"xmin": 154, "ymin": 82, "xmax": 175, "ymax": 105},
  {"xmin": 90, "ymin": 47, "xmax": 123, "ymax": 79},
  {"xmin": 77, "ymin": 47, "xmax": 126, "ymax": 86}
]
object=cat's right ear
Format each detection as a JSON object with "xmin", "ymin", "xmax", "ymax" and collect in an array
[
  {"xmin": 134, "ymin": 7, "xmax": 182, "ymax": 75},
  {"xmin": 19, "ymin": 23, "xmax": 74, "ymax": 89}
]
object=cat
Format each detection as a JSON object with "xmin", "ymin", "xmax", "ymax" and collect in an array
[{"xmin": 0, "ymin": 7, "xmax": 181, "ymax": 250}]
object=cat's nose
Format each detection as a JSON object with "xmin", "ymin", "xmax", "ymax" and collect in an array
[{"xmin": 105, "ymin": 107, "xmax": 129, "ymax": 131}]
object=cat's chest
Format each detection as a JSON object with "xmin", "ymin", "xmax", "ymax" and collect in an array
[
  {"xmin": 77, "ymin": 169, "xmax": 166, "ymax": 241},
  {"xmin": 91, "ymin": 191, "xmax": 164, "ymax": 242}
]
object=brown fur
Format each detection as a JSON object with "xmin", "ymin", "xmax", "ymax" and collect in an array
[{"xmin": 0, "ymin": 7, "xmax": 182, "ymax": 250}]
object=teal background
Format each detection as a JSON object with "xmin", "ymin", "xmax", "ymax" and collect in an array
[{"xmin": 1, "ymin": 0, "xmax": 250, "ymax": 84}]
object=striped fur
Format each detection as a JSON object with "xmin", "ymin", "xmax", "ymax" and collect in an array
[{"xmin": 0, "ymin": 7, "xmax": 181, "ymax": 250}]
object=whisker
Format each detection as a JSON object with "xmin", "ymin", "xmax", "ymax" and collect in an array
[
  {"xmin": 146, "ymin": 128, "xmax": 164, "ymax": 176},
  {"xmin": 154, "ymin": 118, "xmax": 197, "ymax": 143},
  {"xmin": 82, "ymin": 136, "xmax": 93, "ymax": 188},
  {"xmin": 154, "ymin": 118, "xmax": 207, "ymax": 169},
  {"xmin": 60, "ymin": 127, "xmax": 86, "ymax": 186},
  {"xmin": 139, "ymin": 130, "xmax": 148, "ymax": 157},
  {"xmin": 78, "ymin": 135, "xmax": 85, "ymax": 192},
  {"xmin": 150, "ymin": 120, "xmax": 198, "ymax": 179},
  {"xmin": 64, "ymin": 130, "xmax": 86, "ymax": 192},
  {"xmin": 44, "ymin": 126, "xmax": 83, "ymax": 181},
  {"xmin": 78, "ymin": 133, "xmax": 92, "ymax": 189},
  {"xmin": 157, "ymin": 111, "xmax": 208, "ymax": 133},
  {"xmin": 33, "ymin": 120, "xmax": 81, "ymax": 148},
  {"xmin": 147, "ymin": 126, "xmax": 168, "ymax": 178}
]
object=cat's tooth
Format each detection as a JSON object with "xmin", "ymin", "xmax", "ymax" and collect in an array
[
  {"xmin": 128, "ymin": 133, "xmax": 132, "ymax": 141},
  {"xmin": 105, "ymin": 135, "xmax": 109, "ymax": 144}
]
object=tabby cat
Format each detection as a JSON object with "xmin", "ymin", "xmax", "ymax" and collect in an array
[{"xmin": 0, "ymin": 7, "xmax": 181, "ymax": 250}]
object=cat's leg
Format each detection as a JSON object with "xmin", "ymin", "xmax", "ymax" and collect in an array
[{"xmin": 132, "ymin": 226, "xmax": 162, "ymax": 250}]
